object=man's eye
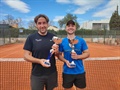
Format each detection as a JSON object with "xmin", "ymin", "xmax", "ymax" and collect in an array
[
  {"xmin": 43, "ymin": 22, "xmax": 46, "ymax": 24},
  {"xmin": 38, "ymin": 22, "xmax": 41, "ymax": 24}
]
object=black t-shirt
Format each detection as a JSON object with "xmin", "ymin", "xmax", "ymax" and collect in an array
[{"xmin": 23, "ymin": 32, "xmax": 57, "ymax": 76}]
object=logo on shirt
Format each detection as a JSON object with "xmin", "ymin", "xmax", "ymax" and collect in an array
[
  {"xmin": 35, "ymin": 39, "xmax": 42, "ymax": 41},
  {"xmin": 50, "ymin": 39, "xmax": 52, "ymax": 41}
]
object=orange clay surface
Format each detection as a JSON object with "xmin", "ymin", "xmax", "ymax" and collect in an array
[
  {"xmin": 0, "ymin": 43, "xmax": 120, "ymax": 90},
  {"xmin": 0, "ymin": 42, "xmax": 120, "ymax": 58}
]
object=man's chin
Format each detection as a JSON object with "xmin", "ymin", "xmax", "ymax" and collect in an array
[
  {"xmin": 41, "ymin": 31, "xmax": 47, "ymax": 35},
  {"xmin": 38, "ymin": 31, "xmax": 47, "ymax": 35}
]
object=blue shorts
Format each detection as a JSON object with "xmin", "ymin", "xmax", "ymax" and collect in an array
[
  {"xmin": 62, "ymin": 72, "xmax": 86, "ymax": 89},
  {"xmin": 31, "ymin": 71, "xmax": 58, "ymax": 90}
]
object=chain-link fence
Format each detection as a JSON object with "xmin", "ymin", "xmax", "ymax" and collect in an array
[
  {"xmin": 0, "ymin": 28, "xmax": 37, "ymax": 45},
  {"xmin": 0, "ymin": 24, "xmax": 11, "ymax": 45},
  {"xmin": 0, "ymin": 27, "xmax": 120, "ymax": 46}
]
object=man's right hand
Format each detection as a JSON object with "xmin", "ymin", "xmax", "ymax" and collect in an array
[{"xmin": 39, "ymin": 59, "xmax": 51, "ymax": 68}]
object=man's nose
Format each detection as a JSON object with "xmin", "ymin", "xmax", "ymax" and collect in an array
[{"xmin": 41, "ymin": 24, "xmax": 44, "ymax": 27}]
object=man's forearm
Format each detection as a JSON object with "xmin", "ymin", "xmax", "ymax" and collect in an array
[
  {"xmin": 24, "ymin": 54, "xmax": 41, "ymax": 64},
  {"xmin": 58, "ymin": 54, "xmax": 67, "ymax": 63},
  {"xmin": 77, "ymin": 52, "xmax": 90, "ymax": 60}
]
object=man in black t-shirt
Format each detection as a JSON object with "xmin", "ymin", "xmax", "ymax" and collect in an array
[{"xmin": 23, "ymin": 14, "xmax": 58, "ymax": 90}]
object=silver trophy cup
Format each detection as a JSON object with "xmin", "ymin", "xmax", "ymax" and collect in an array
[
  {"xmin": 44, "ymin": 36, "xmax": 62, "ymax": 66},
  {"xmin": 68, "ymin": 39, "xmax": 78, "ymax": 68}
]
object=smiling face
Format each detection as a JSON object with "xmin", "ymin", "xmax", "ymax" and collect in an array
[
  {"xmin": 36, "ymin": 17, "xmax": 49, "ymax": 35},
  {"xmin": 66, "ymin": 24, "xmax": 76, "ymax": 35}
]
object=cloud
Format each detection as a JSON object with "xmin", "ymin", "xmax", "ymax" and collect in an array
[
  {"xmin": 2, "ymin": 0, "xmax": 30, "ymax": 13},
  {"xmin": 93, "ymin": 0, "xmax": 120, "ymax": 18},
  {"xmin": 56, "ymin": 0, "xmax": 71, "ymax": 4},
  {"xmin": 53, "ymin": 16, "xmax": 64, "ymax": 22},
  {"xmin": 56, "ymin": 0, "xmax": 104, "ymax": 14},
  {"xmin": 0, "ymin": 13, "xmax": 8, "ymax": 16},
  {"xmin": 22, "ymin": 16, "xmax": 35, "ymax": 22},
  {"xmin": 73, "ymin": 0, "xmax": 104, "ymax": 14}
]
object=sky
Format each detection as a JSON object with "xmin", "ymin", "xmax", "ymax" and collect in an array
[{"xmin": 0, "ymin": 0, "xmax": 120, "ymax": 29}]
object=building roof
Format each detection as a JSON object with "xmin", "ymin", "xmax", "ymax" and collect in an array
[{"xmin": 48, "ymin": 26, "xmax": 59, "ymax": 31}]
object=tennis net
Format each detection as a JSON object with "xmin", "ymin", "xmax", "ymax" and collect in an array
[{"xmin": 0, "ymin": 57, "xmax": 120, "ymax": 90}]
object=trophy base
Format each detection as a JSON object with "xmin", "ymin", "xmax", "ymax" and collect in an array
[
  {"xmin": 70, "ymin": 63, "xmax": 76, "ymax": 68},
  {"xmin": 44, "ymin": 61, "xmax": 51, "ymax": 66},
  {"xmin": 70, "ymin": 61, "xmax": 76, "ymax": 68}
]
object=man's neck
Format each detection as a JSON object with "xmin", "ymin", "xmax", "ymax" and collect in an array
[
  {"xmin": 67, "ymin": 34, "xmax": 76, "ymax": 40},
  {"xmin": 38, "ymin": 31, "xmax": 47, "ymax": 36}
]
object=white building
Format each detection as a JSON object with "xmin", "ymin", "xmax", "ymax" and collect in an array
[
  {"xmin": 48, "ymin": 26, "xmax": 59, "ymax": 31},
  {"xmin": 80, "ymin": 19, "xmax": 110, "ymax": 30}
]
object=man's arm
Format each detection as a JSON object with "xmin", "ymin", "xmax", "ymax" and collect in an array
[
  {"xmin": 57, "ymin": 52, "xmax": 71, "ymax": 68},
  {"xmin": 24, "ymin": 50, "xmax": 50, "ymax": 67},
  {"xmin": 71, "ymin": 49, "xmax": 90, "ymax": 60}
]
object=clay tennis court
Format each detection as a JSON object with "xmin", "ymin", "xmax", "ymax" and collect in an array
[{"xmin": 0, "ymin": 42, "xmax": 120, "ymax": 90}]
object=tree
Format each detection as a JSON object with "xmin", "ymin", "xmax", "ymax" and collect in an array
[
  {"xmin": 16, "ymin": 18, "xmax": 24, "ymax": 28},
  {"xmin": 28, "ymin": 21, "xmax": 36, "ymax": 30},
  {"xmin": 5, "ymin": 14, "xmax": 14, "ymax": 25},
  {"xmin": 0, "ymin": 14, "xmax": 24, "ymax": 28},
  {"xmin": 49, "ymin": 20, "xmax": 54, "ymax": 26},
  {"xmin": 109, "ymin": 5, "xmax": 120, "ymax": 30},
  {"xmin": 58, "ymin": 13, "xmax": 80, "ymax": 30}
]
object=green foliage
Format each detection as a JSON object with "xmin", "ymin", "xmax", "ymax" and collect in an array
[
  {"xmin": 5, "ymin": 28, "xmax": 120, "ymax": 39},
  {"xmin": 48, "ymin": 30, "xmax": 57, "ymax": 35},
  {"xmin": 10, "ymin": 28, "xmax": 19, "ymax": 38},
  {"xmin": 57, "ymin": 30, "xmax": 67, "ymax": 35},
  {"xmin": 109, "ymin": 6, "xmax": 120, "ymax": 30},
  {"xmin": 58, "ymin": 13, "xmax": 80, "ymax": 29}
]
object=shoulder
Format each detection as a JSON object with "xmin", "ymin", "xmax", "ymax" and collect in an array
[
  {"xmin": 25, "ymin": 32, "xmax": 38, "ymax": 42},
  {"xmin": 47, "ymin": 32, "xmax": 56, "ymax": 37},
  {"xmin": 62, "ymin": 37, "xmax": 67, "ymax": 41},
  {"xmin": 76, "ymin": 36, "xmax": 86, "ymax": 43},
  {"xmin": 28, "ymin": 32, "xmax": 38, "ymax": 38},
  {"xmin": 61, "ymin": 37, "xmax": 68, "ymax": 44},
  {"xmin": 76, "ymin": 36, "xmax": 84, "ymax": 41}
]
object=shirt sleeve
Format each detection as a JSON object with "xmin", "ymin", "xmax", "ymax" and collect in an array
[
  {"xmin": 59, "ymin": 43, "xmax": 63, "ymax": 52},
  {"xmin": 23, "ymin": 36, "xmax": 33, "ymax": 52},
  {"xmin": 81, "ymin": 39, "xmax": 88, "ymax": 52}
]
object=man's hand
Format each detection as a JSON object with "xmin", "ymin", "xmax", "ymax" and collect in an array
[
  {"xmin": 51, "ymin": 44, "xmax": 59, "ymax": 54},
  {"xmin": 39, "ymin": 59, "xmax": 51, "ymax": 68},
  {"xmin": 71, "ymin": 52, "xmax": 78, "ymax": 60},
  {"xmin": 65, "ymin": 60, "xmax": 71, "ymax": 68}
]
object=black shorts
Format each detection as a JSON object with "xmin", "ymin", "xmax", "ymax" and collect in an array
[
  {"xmin": 31, "ymin": 71, "xmax": 58, "ymax": 90},
  {"xmin": 62, "ymin": 72, "xmax": 86, "ymax": 89}
]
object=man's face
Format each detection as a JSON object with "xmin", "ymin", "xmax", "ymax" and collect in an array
[
  {"xmin": 66, "ymin": 24, "xmax": 76, "ymax": 35},
  {"xmin": 36, "ymin": 17, "xmax": 49, "ymax": 34}
]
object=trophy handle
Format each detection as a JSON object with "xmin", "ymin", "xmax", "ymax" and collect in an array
[{"xmin": 68, "ymin": 39, "xmax": 78, "ymax": 45}]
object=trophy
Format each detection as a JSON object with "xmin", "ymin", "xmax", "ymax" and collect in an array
[
  {"xmin": 68, "ymin": 39, "xmax": 78, "ymax": 68},
  {"xmin": 44, "ymin": 36, "xmax": 62, "ymax": 66}
]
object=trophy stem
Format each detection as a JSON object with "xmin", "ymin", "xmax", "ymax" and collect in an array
[{"xmin": 47, "ymin": 49, "xmax": 53, "ymax": 60}]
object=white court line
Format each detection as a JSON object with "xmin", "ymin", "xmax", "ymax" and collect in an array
[
  {"xmin": 0, "ymin": 58, "xmax": 25, "ymax": 61},
  {"xmin": 0, "ymin": 57, "xmax": 120, "ymax": 61},
  {"xmin": 84, "ymin": 57, "xmax": 120, "ymax": 60}
]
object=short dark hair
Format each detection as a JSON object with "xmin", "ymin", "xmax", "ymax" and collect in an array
[
  {"xmin": 66, "ymin": 20, "xmax": 75, "ymax": 26},
  {"xmin": 34, "ymin": 14, "xmax": 49, "ymax": 24}
]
